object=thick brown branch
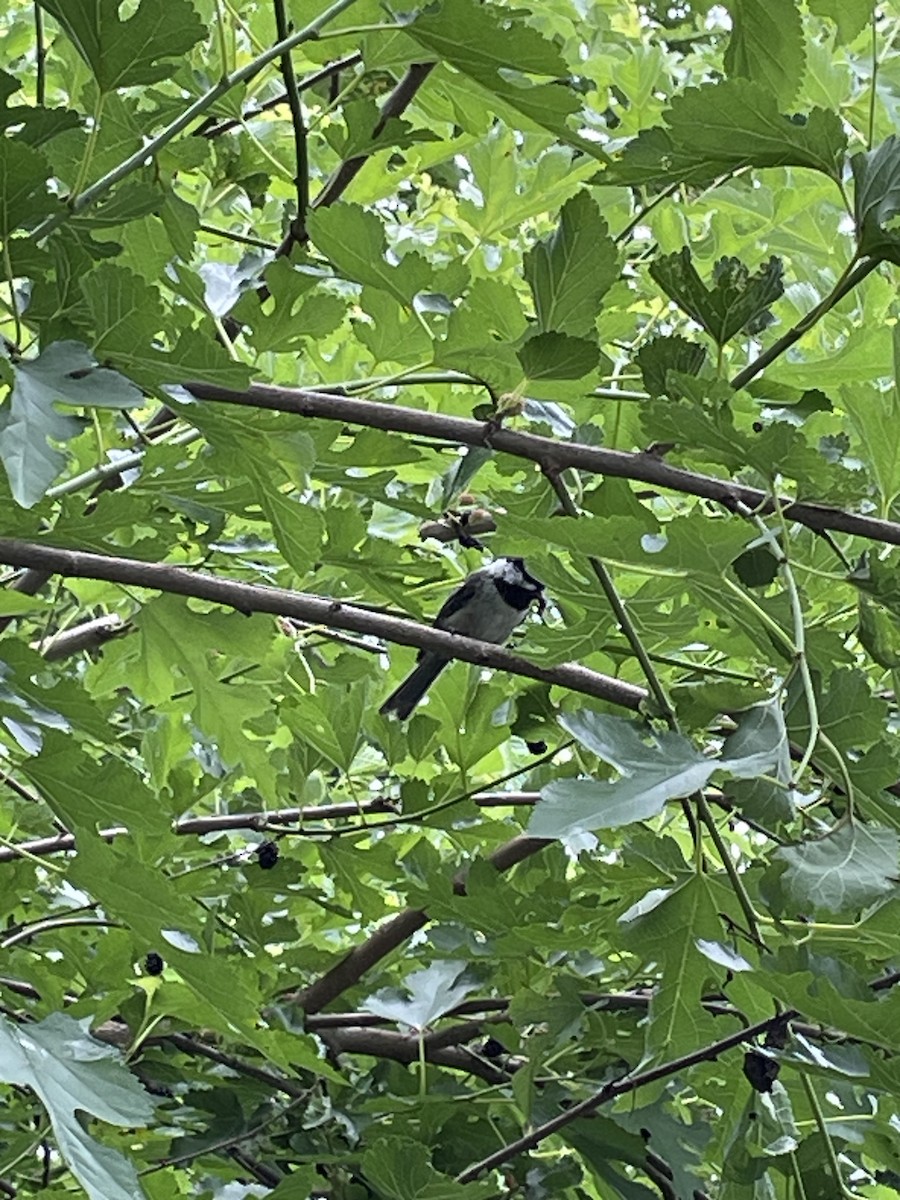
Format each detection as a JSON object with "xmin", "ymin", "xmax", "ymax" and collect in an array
[
  {"xmin": 0, "ymin": 540, "xmax": 645, "ymax": 711},
  {"xmin": 182, "ymin": 381, "xmax": 900, "ymax": 548},
  {"xmin": 320, "ymin": 1025, "xmax": 511, "ymax": 1084},
  {"xmin": 299, "ymin": 908, "xmax": 430, "ymax": 1014},
  {"xmin": 297, "ymin": 833, "xmax": 551, "ymax": 1014}
]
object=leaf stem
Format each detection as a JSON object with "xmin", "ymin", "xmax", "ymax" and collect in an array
[
  {"xmin": 545, "ymin": 468, "xmax": 675, "ymax": 721},
  {"xmin": 694, "ymin": 790, "xmax": 763, "ymax": 945},
  {"xmin": 737, "ymin": 501, "xmax": 818, "ymax": 788},
  {"xmin": 730, "ymin": 256, "xmax": 879, "ymax": 392},
  {"xmin": 800, "ymin": 1074, "xmax": 858, "ymax": 1199}
]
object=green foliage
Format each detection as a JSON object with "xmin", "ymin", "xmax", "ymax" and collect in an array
[{"xmin": 2, "ymin": 1, "xmax": 900, "ymax": 1198}]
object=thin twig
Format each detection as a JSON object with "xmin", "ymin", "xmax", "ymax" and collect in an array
[
  {"xmin": 455, "ymin": 1012, "xmax": 791, "ymax": 1183},
  {"xmin": 197, "ymin": 54, "xmax": 361, "ymax": 138},
  {"xmin": 272, "ymin": 0, "xmax": 310, "ymax": 247},
  {"xmin": 310, "ymin": 62, "xmax": 435, "ymax": 213}
]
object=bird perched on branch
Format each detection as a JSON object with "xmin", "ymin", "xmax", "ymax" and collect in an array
[{"xmin": 379, "ymin": 557, "xmax": 545, "ymax": 720}]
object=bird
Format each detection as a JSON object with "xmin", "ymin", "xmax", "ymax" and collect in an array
[{"xmin": 379, "ymin": 557, "xmax": 545, "ymax": 720}]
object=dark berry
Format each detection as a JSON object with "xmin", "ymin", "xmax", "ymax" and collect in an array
[
  {"xmin": 145, "ymin": 952, "xmax": 164, "ymax": 976},
  {"xmin": 257, "ymin": 841, "xmax": 279, "ymax": 870}
]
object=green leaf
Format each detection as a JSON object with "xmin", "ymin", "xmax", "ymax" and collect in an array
[
  {"xmin": 0, "ymin": 340, "xmax": 141, "ymax": 507},
  {"xmin": 0, "ymin": 139, "xmax": 56, "ymax": 238},
  {"xmin": 517, "ymin": 331, "xmax": 600, "ymax": 381},
  {"xmin": 857, "ymin": 595, "xmax": 900, "ymax": 668},
  {"xmin": 530, "ymin": 713, "xmax": 712, "ymax": 839},
  {"xmin": 530, "ymin": 707, "xmax": 789, "ymax": 840},
  {"xmin": 636, "ymin": 336, "xmax": 707, "ymax": 398},
  {"xmin": 852, "ymin": 135, "xmax": 900, "ymax": 263},
  {"xmin": 0, "ymin": 1013, "xmax": 152, "ymax": 1200},
  {"xmin": 723, "ymin": 0, "xmax": 805, "ymax": 108},
  {"xmin": 720, "ymin": 699, "xmax": 791, "ymax": 784},
  {"xmin": 362, "ymin": 1137, "xmax": 495, "ymax": 1200},
  {"xmin": 327, "ymin": 98, "xmax": 439, "ymax": 159},
  {"xmin": 362, "ymin": 960, "xmax": 478, "ymax": 1030},
  {"xmin": 841, "ymin": 377, "xmax": 900, "ymax": 516},
  {"xmin": 40, "ymin": 0, "xmax": 206, "ymax": 93},
  {"xmin": 308, "ymin": 203, "xmax": 434, "ymax": 307},
  {"xmin": 434, "ymin": 279, "xmax": 525, "ymax": 390},
  {"xmin": 774, "ymin": 823, "xmax": 899, "ymax": 915},
  {"xmin": 406, "ymin": 0, "xmax": 605, "ymax": 160},
  {"xmin": 601, "ymin": 80, "xmax": 846, "ymax": 187},
  {"xmin": 523, "ymin": 191, "xmax": 619, "ymax": 337},
  {"xmin": 354, "ymin": 286, "xmax": 433, "ymax": 365},
  {"xmin": 618, "ymin": 876, "xmax": 726, "ymax": 1062},
  {"xmin": 808, "ymin": 0, "xmax": 873, "ymax": 42},
  {"xmin": 649, "ymin": 250, "xmax": 784, "ymax": 347},
  {"xmin": 19, "ymin": 730, "xmax": 167, "ymax": 835},
  {"xmin": 242, "ymin": 259, "xmax": 347, "ymax": 353}
]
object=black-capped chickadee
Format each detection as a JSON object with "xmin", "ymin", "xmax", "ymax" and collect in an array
[{"xmin": 379, "ymin": 557, "xmax": 545, "ymax": 720}]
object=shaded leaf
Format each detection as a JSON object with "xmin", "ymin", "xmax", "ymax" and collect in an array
[
  {"xmin": 852, "ymin": 134, "xmax": 900, "ymax": 263},
  {"xmin": 636, "ymin": 335, "xmax": 706, "ymax": 398},
  {"xmin": 0, "ymin": 340, "xmax": 141, "ymax": 506},
  {"xmin": 775, "ymin": 823, "xmax": 899, "ymax": 915},
  {"xmin": 650, "ymin": 250, "xmax": 784, "ymax": 347},
  {"xmin": 517, "ymin": 331, "xmax": 600, "ymax": 381},
  {"xmin": 362, "ymin": 960, "xmax": 478, "ymax": 1030},
  {"xmin": 308, "ymin": 202, "xmax": 434, "ymax": 307},
  {"xmin": 601, "ymin": 80, "xmax": 846, "ymax": 187}
]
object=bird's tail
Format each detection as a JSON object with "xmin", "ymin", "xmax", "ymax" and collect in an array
[{"xmin": 379, "ymin": 654, "xmax": 448, "ymax": 720}]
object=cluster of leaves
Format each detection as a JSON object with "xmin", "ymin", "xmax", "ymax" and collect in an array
[{"xmin": 3, "ymin": 0, "xmax": 900, "ymax": 1197}]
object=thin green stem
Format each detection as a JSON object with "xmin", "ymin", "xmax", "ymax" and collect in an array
[
  {"xmin": 801, "ymin": 1074, "xmax": 858, "ymax": 1199},
  {"xmin": 2, "ymin": 239, "xmax": 22, "ymax": 346},
  {"xmin": 418, "ymin": 1031, "xmax": 427, "ymax": 1099},
  {"xmin": 70, "ymin": 93, "xmax": 106, "ymax": 199},
  {"xmin": 615, "ymin": 181, "xmax": 681, "ymax": 244},
  {"xmin": 212, "ymin": 0, "xmax": 231, "ymax": 75},
  {"xmin": 819, "ymin": 731, "xmax": 856, "ymax": 822},
  {"xmin": 730, "ymin": 256, "xmax": 878, "ymax": 392},
  {"xmin": 695, "ymin": 791, "xmax": 763, "ymax": 945},
  {"xmin": 546, "ymin": 469, "xmax": 675, "ymax": 721},
  {"xmin": 789, "ymin": 1148, "xmax": 809, "ymax": 1200},
  {"xmin": 721, "ymin": 575, "xmax": 795, "ymax": 656},
  {"xmin": 326, "ymin": 740, "xmax": 575, "ymax": 834},
  {"xmin": 29, "ymin": 0, "xmax": 365, "ymax": 243},
  {"xmin": 46, "ymin": 427, "xmax": 201, "ymax": 500},
  {"xmin": 199, "ymin": 223, "xmax": 278, "ymax": 250},
  {"xmin": 868, "ymin": 11, "xmax": 878, "ymax": 150},
  {"xmin": 739, "ymin": 501, "xmax": 818, "ymax": 787}
]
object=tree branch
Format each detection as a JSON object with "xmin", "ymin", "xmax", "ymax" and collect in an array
[
  {"xmin": 320, "ymin": 1025, "xmax": 512, "ymax": 1084},
  {"xmin": 310, "ymin": 62, "xmax": 435, "ymax": 213},
  {"xmin": 0, "ymin": 539, "xmax": 645, "ymax": 711},
  {"xmin": 455, "ymin": 1011, "xmax": 792, "ymax": 1183},
  {"xmin": 297, "ymin": 833, "xmax": 552, "ymax": 1013},
  {"xmin": 181, "ymin": 381, "xmax": 900, "ymax": 548},
  {"xmin": 272, "ymin": 0, "xmax": 310, "ymax": 246}
]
